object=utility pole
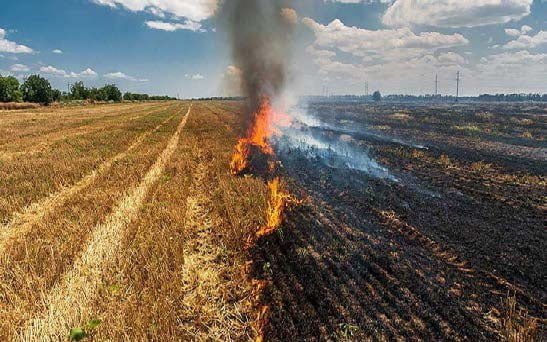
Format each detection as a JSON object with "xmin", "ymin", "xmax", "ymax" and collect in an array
[
  {"xmin": 456, "ymin": 71, "xmax": 460, "ymax": 101},
  {"xmin": 365, "ymin": 81, "xmax": 369, "ymax": 97},
  {"xmin": 435, "ymin": 73, "xmax": 438, "ymax": 96}
]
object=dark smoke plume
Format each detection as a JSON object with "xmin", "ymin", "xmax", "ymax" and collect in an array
[{"xmin": 220, "ymin": 0, "xmax": 294, "ymax": 111}]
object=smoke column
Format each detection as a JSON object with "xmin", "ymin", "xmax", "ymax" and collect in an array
[{"xmin": 220, "ymin": 0, "xmax": 293, "ymax": 112}]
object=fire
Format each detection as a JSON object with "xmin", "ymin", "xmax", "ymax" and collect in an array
[
  {"xmin": 257, "ymin": 177, "xmax": 290, "ymax": 237},
  {"xmin": 230, "ymin": 97, "xmax": 296, "ymax": 342},
  {"xmin": 230, "ymin": 99, "xmax": 275, "ymax": 174},
  {"xmin": 230, "ymin": 98, "xmax": 291, "ymax": 175}
]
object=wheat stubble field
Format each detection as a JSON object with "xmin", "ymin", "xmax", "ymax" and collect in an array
[{"xmin": 0, "ymin": 101, "xmax": 267, "ymax": 341}]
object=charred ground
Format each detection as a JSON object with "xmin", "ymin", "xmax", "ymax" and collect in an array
[{"xmin": 250, "ymin": 102, "xmax": 546, "ymax": 341}]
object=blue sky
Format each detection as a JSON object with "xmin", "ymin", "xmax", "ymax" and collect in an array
[{"xmin": 1, "ymin": 0, "xmax": 546, "ymax": 97}]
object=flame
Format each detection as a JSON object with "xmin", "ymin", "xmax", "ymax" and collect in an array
[
  {"xmin": 257, "ymin": 177, "xmax": 290, "ymax": 237},
  {"xmin": 230, "ymin": 99, "xmax": 275, "ymax": 174},
  {"xmin": 230, "ymin": 98, "xmax": 291, "ymax": 175},
  {"xmin": 230, "ymin": 97, "xmax": 295, "ymax": 342}
]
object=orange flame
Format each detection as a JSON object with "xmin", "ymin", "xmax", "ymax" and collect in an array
[
  {"xmin": 230, "ymin": 97, "xmax": 295, "ymax": 342},
  {"xmin": 257, "ymin": 177, "xmax": 290, "ymax": 237},
  {"xmin": 230, "ymin": 99, "xmax": 275, "ymax": 174},
  {"xmin": 230, "ymin": 98, "xmax": 292, "ymax": 175}
]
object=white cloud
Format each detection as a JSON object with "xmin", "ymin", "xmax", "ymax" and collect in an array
[
  {"xmin": 303, "ymin": 18, "xmax": 468, "ymax": 61},
  {"xmin": 436, "ymin": 52, "xmax": 466, "ymax": 66},
  {"xmin": 383, "ymin": 0, "xmax": 533, "ymax": 28},
  {"xmin": 185, "ymin": 73, "xmax": 204, "ymax": 80},
  {"xmin": 0, "ymin": 28, "xmax": 34, "ymax": 54},
  {"xmin": 10, "ymin": 63, "xmax": 30, "ymax": 72},
  {"xmin": 79, "ymin": 68, "xmax": 98, "ymax": 77},
  {"xmin": 503, "ymin": 31, "xmax": 547, "ymax": 49},
  {"xmin": 145, "ymin": 20, "xmax": 204, "ymax": 32},
  {"xmin": 40, "ymin": 65, "xmax": 67, "ymax": 76},
  {"xmin": 104, "ymin": 71, "xmax": 148, "ymax": 82},
  {"xmin": 52, "ymin": 49, "xmax": 63, "ymax": 54},
  {"xmin": 471, "ymin": 50, "xmax": 547, "ymax": 92},
  {"xmin": 40, "ymin": 65, "xmax": 98, "ymax": 78},
  {"xmin": 521, "ymin": 25, "xmax": 533, "ymax": 34},
  {"xmin": 505, "ymin": 28, "xmax": 521, "ymax": 37},
  {"xmin": 301, "ymin": 17, "xmax": 476, "ymax": 94},
  {"xmin": 91, "ymin": 0, "xmax": 217, "ymax": 22},
  {"xmin": 480, "ymin": 50, "xmax": 546, "ymax": 65},
  {"xmin": 505, "ymin": 25, "xmax": 534, "ymax": 37}
]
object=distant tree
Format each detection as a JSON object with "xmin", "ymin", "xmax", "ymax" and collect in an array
[
  {"xmin": 373, "ymin": 90, "xmax": 382, "ymax": 102},
  {"xmin": 21, "ymin": 75, "xmax": 53, "ymax": 105},
  {"xmin": 89, "ymin": 87, "xmax": 107, "ymax": 102},
  {"xmin": 101, "ymin": 84, "xmax": 122, "ymax": 102},
  {"xmin": 70, "ymin": 81, "xmax": 89, "ymax": 100},
  {"xmin": 51, "ymin": 89, "xmax": 62, "ymax": 102},
  {"xmin": 0, "ymin": 75, "xmax": 23, "ymax": 102},
  {"xmin": 123, "ymin": 92, "xmax": 134, "ymax": 101}
]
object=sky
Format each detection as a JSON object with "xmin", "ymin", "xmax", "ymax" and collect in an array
[{"xmin": 0, "ymin": 0, "xmax": 546, "ymax": 97}]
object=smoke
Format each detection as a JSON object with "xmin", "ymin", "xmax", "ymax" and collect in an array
[{"xmin": 219, "ymin": 0, "xmax": 294, "ymax": 111}]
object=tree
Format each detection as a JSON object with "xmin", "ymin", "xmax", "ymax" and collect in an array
[
  {"xmin": 0, "ymin": 76, "xmax": 23, "ymax": 102},
  {"xmin": 123, "ymin": 92, "xmax": 134, "ymax": 101},
  {"xmin": 101, "ymin": 84, "xmax": 122, "ymax": 102},
  {"xmin": 21, "ymin": 75, "xmax": 53, "ymax": 105},
  {"xmin": 89, "ymin": 87, "xmax": 107, "ymax": 102},
  {"xmin": 373, "ymin": 90, "xmax": 382, "ymax": 102},
  {"xmin": 51, "ymin": 89, "xmax": 62, "ymax": 102},
  {"xmin": 71, "ymin": 81, "xmax": 89, "ymax": 100}
]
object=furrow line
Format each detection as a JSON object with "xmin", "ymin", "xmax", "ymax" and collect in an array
[
  {"xmin": 20, "ymin": 104, "xmax": 191, "ymax": 341},
  {"xmin": 0, "ymin": 105, "xmax": 181, "ymax": 255}
]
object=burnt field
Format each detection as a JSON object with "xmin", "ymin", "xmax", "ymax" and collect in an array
[{"xmin": 251, "ymin": 102, "xmax": 546, "ymax": 340}]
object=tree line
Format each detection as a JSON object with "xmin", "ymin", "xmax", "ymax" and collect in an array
[{"xmin": 0, "ymin": 75, "xmax": 176, "ymax": 105}]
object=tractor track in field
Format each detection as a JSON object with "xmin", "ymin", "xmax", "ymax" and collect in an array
[
  {"xmin": 20, "ymin": 104, "xmax": 191, "ymax": 341},
  {"xmin": 0, "ymin": 105, "xmax": 183, "ymax": 256}
]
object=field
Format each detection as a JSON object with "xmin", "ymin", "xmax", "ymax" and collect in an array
[
  {"xmin": 0, "ymin": 101, "xmax": 545, "ymax": 341},
  {"xmin": 0, "ymin": 101, "xmax": 269, "ymax": 340}
]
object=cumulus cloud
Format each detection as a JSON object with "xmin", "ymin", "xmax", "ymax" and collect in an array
[
  {"xmin": 79, "ymin": 68, "xmax": 98, "ymax": 77},
  {"xmin": 505, "ymin": 28, "xmax": 522, "ymax": 37},
  {"xmin": 505, "ymin": 25, "xmax": 534, "ymax": 37},
  {"xmin": 10, "ymin": 63, "xmax": 30, "ymax": 72},
  {"xmin": 40, "ymin": 65, "xmax": 98, "ymax": 78},
  {"xmin": 0, "ymin": 28, "xmax": 34, "ymax": 54},
  {"xmin": 503, "ymin": 31, "xmax": 547, "ymax": 49},
  {"xmin": 472, "ymin": 50, "xmax": 546, "ymax": 92},
  {"xmin": 301, "ymin": 17, "xmax": 474, "ymax": 94},
  {"xmin": 303, "ymin": 18, "xmax": 468, "ymax": 60},
  {"xmin": 382, "ymin": 0, "xmax": 533, "ymax": 28},
  {"xmin": 52, "ymin": 49, "xmax": 63, "ymax": 54},
  {"xmin": 145, "ymin": 20, "xmax": 204, "ymax": 32},
  {"xmin": 103, "ymin": 71, "xmax": 148, "ymax": 82},
  {"xmin": 480, "ymin": 50, "xmax": 546, "ymax": 65},
  {"xmin": 91, "ymin": 0, "xmax": 217, "ymax": 22},
  {"xmin": 436, "ymin": 52, "xmax": 466, "ymax": 66}
]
